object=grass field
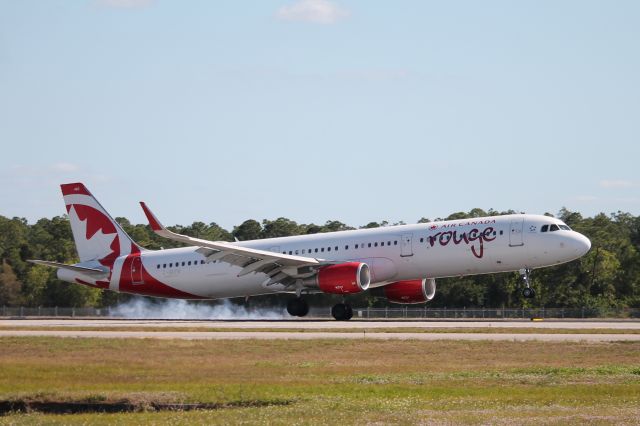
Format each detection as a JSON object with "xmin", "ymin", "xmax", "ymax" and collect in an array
[{"xmin": 0, "ymin": 337, "xmax": 639, "ymax": 425}]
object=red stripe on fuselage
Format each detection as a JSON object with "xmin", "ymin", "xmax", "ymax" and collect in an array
[{"xmin": 118, "ymin": 250, "xmax": 204, "ymax": 299}]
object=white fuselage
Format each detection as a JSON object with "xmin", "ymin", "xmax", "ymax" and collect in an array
[{"xmin": 85, "ymin": 214, "xmax": 590, "ymax": 299}]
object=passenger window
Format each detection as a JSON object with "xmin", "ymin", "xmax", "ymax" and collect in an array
[
  {"xmin": 315, "ymin": 248, "xmax": 319, "ymax": 253},
  {"xmin": 188, "ymin": 261, "xmax": 191, "ymax": 266},
  {"xmin": 419, "ymin": 238, "xmax": 424, "ymax": 243},
  {"xmin": 288, "ymin": 251, "xmax": 292, "ymax": 255},
  {"xmin": 327, "ymin": 247, "xmax": 331, "ymax": 252},
  {"xmin": 295, "ymin": 250, "xmax": 299, "ymax": 255},
  {"xmin": 550, "ymin": 224, "xmax": 560, "ymax": 232},
  {"xmin": 201, "ymin": 260, "xmax": 205, "ymax": 264},
  {"xmin": 345, "ymin": 245, "xmax": 349, "ymax": 250},
  {"xmin": 541, "ymin": 225, "xmax": 549, "ymax": 232},
  {"xmin": 156, "ymin": 265, "xmax": 160, "ymax": 269},
  {"xmin": 163, "ymin": 264, "xmax": 166, "ymax": 268},
  {"xmin": 169, "ymin": 263, "xmax": 173, "ymax": 267},
  {"xmin": 388, "ymin": 241, "xmax": 391, "ymax": 246},
  {"xmin": 335, "ymin": 246, "xmax": 338, "ymax": 251},
  {"xmin": 182, "ymin": 262, "xmax": 185, "ymax": 266},
  {"xmin": 374, "ymin": 242, "xmax": 378, "ymax": 247},
  {"xmin": 355, "ymin": 244, "xmax": 359, "ymax": 249},
  {"xmin": 368, "ymin": 243, "xmax": 372, "ymax": 248},
  {"xmin": 394, "ymin": 241, "xmax": 398, "ymax": 245}
]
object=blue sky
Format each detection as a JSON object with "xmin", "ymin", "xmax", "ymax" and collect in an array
[{"xmin": 1, "ymin": 0, "xmax": 639, "ymax": 229}]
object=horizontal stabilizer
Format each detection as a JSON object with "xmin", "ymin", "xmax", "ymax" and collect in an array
[{"xmin": 27, "ymin": 260, "xmax": 109, "ymax": 278}]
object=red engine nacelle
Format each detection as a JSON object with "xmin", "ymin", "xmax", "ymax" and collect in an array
[
  {"xmin": 304, "ymin": 262, "xmax": 370, "ymax": 294},
  {"xmin": 383, "ymin": 278, "xmax": 436, "ymax": 304}
]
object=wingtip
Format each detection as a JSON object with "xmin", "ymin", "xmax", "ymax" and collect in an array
[{"xmin": 139, "ymin": 201, "xmax": 163, "ymax": 231}]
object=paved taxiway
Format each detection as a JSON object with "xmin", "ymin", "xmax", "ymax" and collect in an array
[{"xmin": 1, "ymin": 319, "xmax": 639, "ymax": 342}]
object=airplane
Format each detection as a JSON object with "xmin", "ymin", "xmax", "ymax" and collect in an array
[{"xmin": 29, "ymin": 183, "xmax": 592, "ymax": 320}]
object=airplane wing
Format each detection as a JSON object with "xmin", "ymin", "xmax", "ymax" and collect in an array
[{"xmin": 140, "ymin": 202, "xmax": 322, "ymax": 286}]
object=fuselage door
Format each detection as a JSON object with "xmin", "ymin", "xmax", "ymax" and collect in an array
[
  {"xmin": 131, "ymin": 256, "xmax": 144, "ymax": 284},
  {"xmin": 400, "ymin": 234, "xmax": 414, "ymax": 257},
  {"xmin": 509, "ymin": 218, "xmax": 525, "ymax": 247}
]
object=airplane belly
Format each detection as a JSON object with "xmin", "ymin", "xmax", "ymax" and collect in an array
[{"xmin": 136, "ymin": 256, "xmax": 279, "ymax": 300}]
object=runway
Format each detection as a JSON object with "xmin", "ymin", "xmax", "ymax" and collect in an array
[
  {"xmin": 1, "ymin": 329, "xmax": 639, "ymax": 342},
  {"xmin": 2, "ymin": 319, "xmax": 640, "ymax": 329},
  {"xmin": 1, "ymin": 319, "xmax": 639, "ymax": 341}
]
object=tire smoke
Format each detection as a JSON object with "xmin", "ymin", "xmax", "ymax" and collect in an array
[{"xmin": 110, "ymin": 298, "xmax": 286, "ymax": 319}]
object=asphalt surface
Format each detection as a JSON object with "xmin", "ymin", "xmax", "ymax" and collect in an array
[
  {"xmin": 1, "ymin": 319, "xmax": 640, "ymax": 329},
  {"xmin": 0, "ymin": 329, "xmax": 638, "ymax": 341},
  {"xmin": 1, "ymin": 319, "xmax": 639, "ymax": 341}
]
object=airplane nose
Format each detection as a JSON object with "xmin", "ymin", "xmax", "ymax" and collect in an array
[{"xmin": 573, "ymin": 232, "xmax": 591, "ymax": 256}]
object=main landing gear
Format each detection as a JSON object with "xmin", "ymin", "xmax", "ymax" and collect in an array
[
  {"xmin": 331, "ymin": 303, "xmax": 353, "ymax": 321},
  {"xmin": 286, "ymin": 297, "xmax": 309, "ymax": 317},
  {"xmin": 286, "ymin": 297, "xmax": 354, "ymax": 321},
  {"xmin": 520, "ymin": 268, "xmax": 535, "ymax": 299}
]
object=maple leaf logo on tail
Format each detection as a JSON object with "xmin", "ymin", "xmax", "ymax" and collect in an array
[{"xmin": 61, "ymin": 183, "xmax": 141, "ymax": 270}]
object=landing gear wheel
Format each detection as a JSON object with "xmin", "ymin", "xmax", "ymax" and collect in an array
[
  {"xmin": 331, "ymin": 303, "xmax": 353, "ymax": 321},
  {"xmin": 286, "ymin": 298, "xmax": 309, "ymax": 317},
  {"xmin": 519, "ymin": 268, "xmax": 534, "ymax": 299},
  {"xmin": 522, "ymin": 287, "xmax": 535, "ymax": 299},
  {"xmin": 298, "ymin": 300, "xmax": 309, "ymax": 317},
  {"xmin": 345, "ymin": 304, "xmax": 353, "ymax": 320}
]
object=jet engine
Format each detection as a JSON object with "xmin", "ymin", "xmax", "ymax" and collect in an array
[
  {"xmin": 382, "ymin": 278, "xmax": 436, "ymax": 304},
  {"xmin": 303, "ymin": 262, "xmax": 370, "ymax": 294}
]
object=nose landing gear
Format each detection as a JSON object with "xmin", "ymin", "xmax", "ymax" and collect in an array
[{"xmin": 519, "ymin": 268, "xmax": 535, "ymax": 299}]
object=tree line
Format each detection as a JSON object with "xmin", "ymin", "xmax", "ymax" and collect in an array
[{"xmin": 1, "ymin": 208, "xmax": 639, "ymax": 309}]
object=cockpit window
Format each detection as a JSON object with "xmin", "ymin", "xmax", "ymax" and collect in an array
[
  {"xmin": 559, "ymin": 225, "xmax": 571, "ymax": 231},
  {"xmin": 541, "ymin": 225, "xmax": 549, "ymax": 232},
  {"xmin": 549, "ymin": 224, "xmax": 560, "ymax": 232}
]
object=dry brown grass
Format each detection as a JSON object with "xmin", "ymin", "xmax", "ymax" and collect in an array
[{"xmin": 0, "ymin": 338, "xmax": 638, "ymax": 424}]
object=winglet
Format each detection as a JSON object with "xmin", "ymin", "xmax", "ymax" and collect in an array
[{"xmin": 140, "ymin": 202, "xmax": 164, "ymax": 231}]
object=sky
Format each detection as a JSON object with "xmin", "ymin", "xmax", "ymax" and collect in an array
[{"xmin": 1, "ymin": 0, "xmax": 639, "ymax": 230}]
